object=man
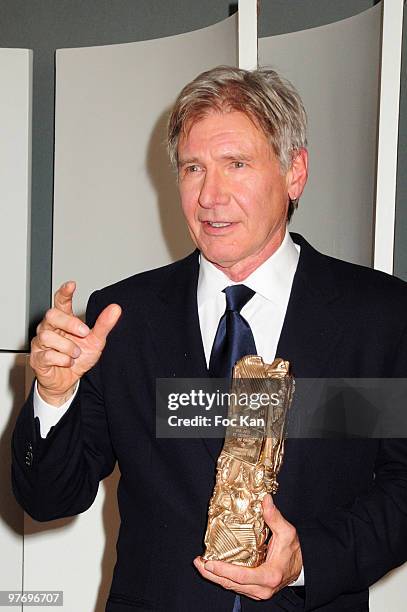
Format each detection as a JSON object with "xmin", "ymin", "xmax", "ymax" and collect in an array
[{"xmin": 12, "ymin": 67, "xmax": 407, "ymax": 611}]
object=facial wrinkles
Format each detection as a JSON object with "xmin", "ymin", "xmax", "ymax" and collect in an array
[
  {"xmin": 178, "ymin": 111, "xmax": 291, "ymax": 281},
  {"xmin": 180, "ymin": 123, "xmax": 261, "ymax": 167},
  {"xmin": 185, "ymin": 136, "xmax": 271, "ymax": 224}
]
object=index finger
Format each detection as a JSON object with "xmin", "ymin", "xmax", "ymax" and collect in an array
[{"xmin": 54, "ymin": 281, "xmax": 76, "ymax": 314}]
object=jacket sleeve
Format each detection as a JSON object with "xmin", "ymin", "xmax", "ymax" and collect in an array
[
  {"xmin": 298, "ymin": 439, "xmax": 407, "ymax": 610},
  {"xmin": 11, "ymin": 291, "xmax": 116, "ymax": 521},
  {"xmin": 298, "ymin": 326, "xmax": 407, "ymax": 611}
]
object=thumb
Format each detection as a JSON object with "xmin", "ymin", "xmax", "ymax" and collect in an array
[
  {"xmin": 262, "ymin": 494, "xmax": 283, "ymax": 531},
  {"xmin": 92, "ymin": 303, "xmax": 122, "ymax": 342}
]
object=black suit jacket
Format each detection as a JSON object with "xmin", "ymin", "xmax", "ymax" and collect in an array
[{"xmin": 12, "ymin": 234, "xmax": 407, "ymax": 612}]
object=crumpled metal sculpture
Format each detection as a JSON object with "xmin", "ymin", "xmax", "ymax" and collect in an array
[{"xmin": 203, "ymin": 356, "xmax": 294, "ymax": 567}]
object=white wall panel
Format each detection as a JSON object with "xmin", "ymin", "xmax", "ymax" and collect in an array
[
  {"xmin": 27, "ymin": 17, "xmax": 238, "ymax": 612},
  {"xmin": 53, "ymin": 15, "xmax": 237, "ymax": 316},
  {"xmin": 238, "ymin": 0, "xmax": 258, "ymax": 69},
  {"xmin": 259, "ymin": 5, "xmax": 381, "ymax": 266},
  {"xmin": 0, "ymin": 49, "xmax": 32, "ymax": 350},
  {"xmin": 261, "ymin": 4, "xmax": 407, "ymax": 607},
  {"xmin": 370, "ymin": 566, "xmax": 407, "ymax": 611},
  {"xmin": 374, "ymin": 0, "xmax": 404, "ymax": 273},
  {"xmin": 24, "ymin": 470, "xmax": 120, "ymax": 612},
  {"xmin": 0, "ymin": 353, "xmax": 25, "ymax": 611}
]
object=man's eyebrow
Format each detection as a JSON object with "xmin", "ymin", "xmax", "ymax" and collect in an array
[
  {"xmin": 220, "ymin": 153, "xmax": 252, "ymax": 161},
  {"xmin": 177, "ymin": 153, "xmax": 253, "ymax": 167},
  {"xmin": 178, "ymin": 157, "xmax": 200, "ymax": 167}
]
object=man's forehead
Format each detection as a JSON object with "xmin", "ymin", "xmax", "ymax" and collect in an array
[
  {"xmin": 181, "ymin": 108, "xmax": 264, "ymax": 136},
  {"xmin": 178, "ymin": 109, "xmax": 270, "ymax": 154}
]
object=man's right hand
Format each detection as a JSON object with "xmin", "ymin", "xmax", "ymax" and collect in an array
[{"xmin": 31, "ymin": 281, "xmax": 122, "ymax": 406}]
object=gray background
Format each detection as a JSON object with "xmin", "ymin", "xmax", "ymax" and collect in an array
[{"xmin": 0, "ymin": 0, "xmax": 404, "ymax": 333}]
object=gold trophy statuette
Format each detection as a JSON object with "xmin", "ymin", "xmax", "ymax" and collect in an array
[{"xmin": 203, "ymin": 356, "xmax": 294, "ymax": 568}]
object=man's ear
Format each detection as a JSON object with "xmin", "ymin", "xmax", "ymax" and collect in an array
[{"xmin": 286, "ymin": 148, "xmax": 308, "ymax": 201}]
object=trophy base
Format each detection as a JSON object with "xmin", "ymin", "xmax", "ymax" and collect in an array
[{"xmin": 202, "ymin": 542, "xmax": 268, "ymax": 568}]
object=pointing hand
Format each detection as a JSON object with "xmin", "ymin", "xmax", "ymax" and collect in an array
[{"xmin": 31, "ymin": 281, "xmax": 121, "ymax": 406}]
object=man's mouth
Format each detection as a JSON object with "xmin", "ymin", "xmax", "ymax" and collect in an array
[{"xmin": 205, "ymin": 221, "xmax": 232, "ymax": 228}]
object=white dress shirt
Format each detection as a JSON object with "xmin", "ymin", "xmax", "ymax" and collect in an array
[
  {"xmin": 198, "ymin": 230, "xmax": 299, "ymax": 366},
  {"xmin": 33, "ymin": 231, "xmax": 304, "ymax": 585}
]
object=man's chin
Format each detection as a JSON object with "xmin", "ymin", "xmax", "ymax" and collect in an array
[
  {"xmin": 199, "ymin": 249, "xmax": 240, "ymax": 270},
  {"xmin": 201, "ymin": 250, "xmax": 239, "ymax": 273}
]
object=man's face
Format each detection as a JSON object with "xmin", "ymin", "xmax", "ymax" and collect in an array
[{"xmin": 177, "ymin": 110, "xmax": 300, "ymax": 280}]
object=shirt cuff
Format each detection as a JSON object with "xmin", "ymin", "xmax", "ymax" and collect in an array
[
  {"xmin": 289, "ymin": 566, "xmax": 305, "ymax": 587},
  {"xmin": 33, "ymin": 380, "xmax": 79, "ymax": 438}
]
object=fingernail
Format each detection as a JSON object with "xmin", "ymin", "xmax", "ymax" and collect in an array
[
  {"xmin": 79, "ymin": 324, "xmax": 89, "ymax": 335},
  {"xmin": 73, "ymin": 347, "xmax": 81, "ymax": 358},
  {"xmin": 204, "ymin": 562, "xmax": 214, "ymax": 573}
]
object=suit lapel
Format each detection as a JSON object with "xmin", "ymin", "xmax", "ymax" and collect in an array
[
  {"xmin": 147, "ymin": 250, "xmax": 208, "ymax": 378},
  {"xmin": 277, "ymin": 233, "xmax": 343, "ymax": 377},
  {"xmin": 276, "ymin": 233, "xmax": 345, "ymax": 444},
  {"xmin": 146, "ymin": 251, "xmax": 223, "ymax": 462}
]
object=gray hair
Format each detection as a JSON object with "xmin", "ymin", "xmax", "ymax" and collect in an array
[{"xmin": 167, "ymin": 65, "xmax": 307, "ymax": 174}]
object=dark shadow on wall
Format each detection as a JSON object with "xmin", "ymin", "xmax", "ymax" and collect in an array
[{"xmin": 146, "ymin": 107, "xmax": 194, "ymax": 262}]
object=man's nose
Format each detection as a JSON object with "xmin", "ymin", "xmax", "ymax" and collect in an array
[{"xmin": 198, "ymin": 169, "xmax": 229, "ymax": 208}]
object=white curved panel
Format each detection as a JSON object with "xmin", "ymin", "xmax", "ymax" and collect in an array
[
  {"xmin": 0, "ymin": 49, "xmax": 32, "ymax": 350},
  {"xmin": 259, "ymin": 4, "xmax": 381, "ymax": 266},
  {"xmin": 53, "ymin": 15, "xmax": 237, "ymax": 315},
  {"xmin": 37, "ymin": 17, "xmax": 238, "ymax": 612}
]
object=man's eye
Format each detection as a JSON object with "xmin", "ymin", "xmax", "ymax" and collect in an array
[
  {"xmin": 186, "ymin": 165, "xmax": 200, "ymax": 173},
  {"xmin": 232, "ymin": 161, "xmax": 245, "ymax": 169}
]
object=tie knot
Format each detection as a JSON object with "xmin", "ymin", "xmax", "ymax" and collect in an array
[{"xmin": 223, "ymin": 285, "xmax": 255, "ymax": 313}]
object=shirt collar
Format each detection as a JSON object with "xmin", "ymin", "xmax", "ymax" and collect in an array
[{"xmin": 197, "ymin": 230, "xmax": 300, "ymax": 307}]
